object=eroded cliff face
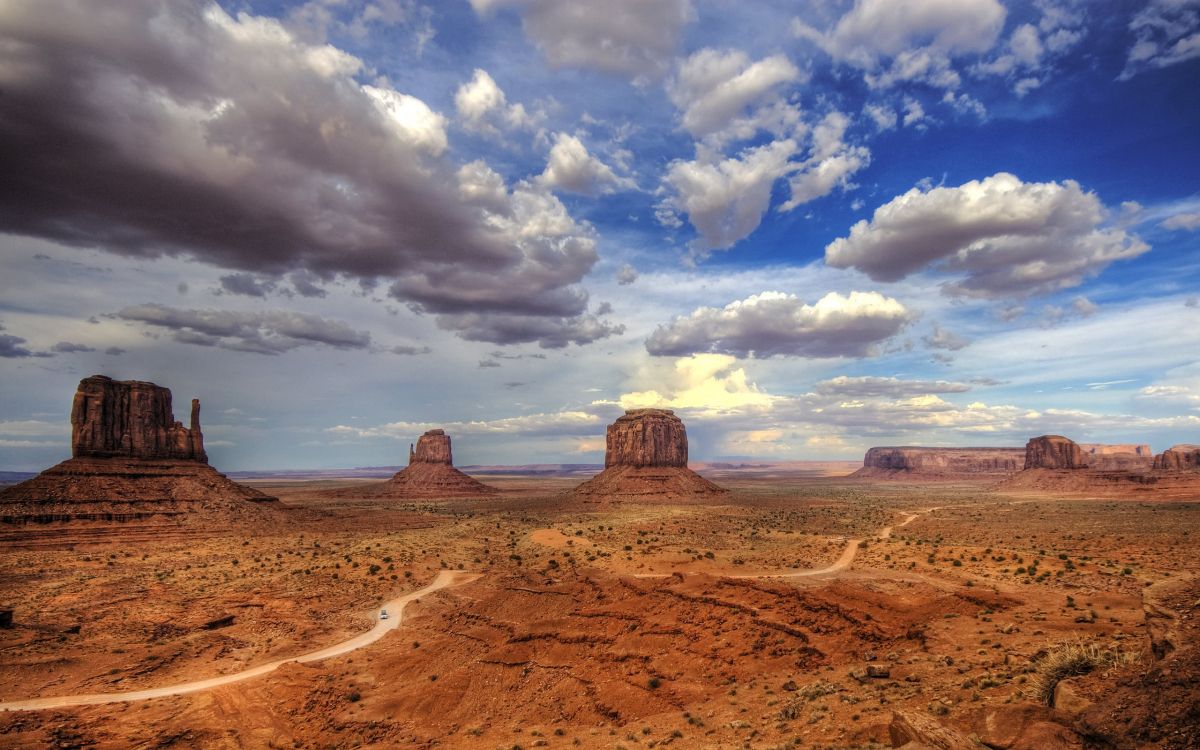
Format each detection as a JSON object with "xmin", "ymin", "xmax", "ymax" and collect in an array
[
  {"xmin": 409, "ymin": 430, "xmax": 452, "ymax": 465},
  {"xmin": 859, "ymin": 447, "xmax": 1024, "ymax": 475},
  {"xmin": 575, "ymin": 410, "xmax": 725, "ymax": 501},
  {"xmin": 71, "ymin": 376, "xmax": 206, "ymax": 462},
  {"xmin": 1154, "ymin": 445, "xmax": 1200, "ymax": 471},
  {"xmin": 605, "ymin": 409, "xmax": 688, "ymax": 468},
  {"xmin": 1024, "ymin": 435, "xmax": 1086, "ymax": 470}
]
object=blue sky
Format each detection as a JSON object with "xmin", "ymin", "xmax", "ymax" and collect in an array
[{"xmin": 1, "ymin": 0, "xmax": 1198, "ymax": 471}]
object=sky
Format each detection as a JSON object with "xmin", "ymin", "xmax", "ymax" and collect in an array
[{"xmin": 1, "ymin": 0, "xmax": 1199, "ymax": 472}]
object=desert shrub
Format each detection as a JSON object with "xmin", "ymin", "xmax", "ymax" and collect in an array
[{"xmin": 1025, "ymin": 641, "xmax": 1140, "ymax": 705}]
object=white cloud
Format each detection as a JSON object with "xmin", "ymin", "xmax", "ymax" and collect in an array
[
  {"xmin": 1071, "ymin": 295, "xmax": 1099, "ymax": 317},
  {"xmin": 454, "ymin": 68, "xmax": 541, "ymax": 136},
  {"xmin": 617, "ymin": 354, "xmax": 775, "ymax": 412},
  {"xmin": 825, "ymin": 172, "xmax": 1149, "ymax": 297},
  {"xmin": 539, "ymin": 133, "xmax": 627, "ymax": 196},
  {"xmin": 863, "ymin": 102, "xmax": 897, "ymax": 131},
  {"xmin": 329, "ymin": 409, "xmax": 605, "ymax": 439},
  {"xmin": 616, "ymin": 264, "xmax": 639, "ymax": 285},
  {"xmin": 1162, "ymin": 211, "xmax": 1200, "ymax": 231},
  {"xmin": 924, "ymin": 323, "xmax": 969, "ymax": 351},
  {"xmin": 470, "ymin": 0, "xmax": 695, "ymax": 81},
  {"xmin": 780, "ymin": 111, "xmax": 870, "ymax": 211},
  {"xmin": 794, "ymin": 0, "xmax": 1006, "ymax": 90},
  {"xmin": 669, "ymin": 48, "xmax": 804, "ymax": 142},
  {"xmin": 660, "ymin": 139, "xmax": 798, "ymax": 254},
  {"xmin": 1120, "ymin": 0, "xmax": 1200, "ymax": 79},
  {"xmin": 645, "ymin": 290, "xmax": 913, "ymax": 358}
]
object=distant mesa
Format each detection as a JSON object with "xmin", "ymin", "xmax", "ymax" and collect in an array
[
  {"xmin": 1154, "ymin": 444, "xmax": 1200, "ymax": 472},
  {"xmin": 571, "ymin": 409, "xmax": 728, "ymax": 501},
  {"xmin": 348, "ymin": 429, "xmax": 499, "ymax": 498},
  {"xmin": 1023, "ymin": 434, "xmax": 1085, "ymax": 470},
  {"xmin": 1003, "ymin": 434, "xmax": 1200, "ymax": 495},
  {"xmin": 1025, "ymin": 435, "xmax": 1155, "ymax": 471},
  {"xmin": 854, "ymin": 446, "xmax": 1024, "ymax": 478},
  {"xmin": 0, "ymin": 375, "xmax": 277, "ymax": 526}
]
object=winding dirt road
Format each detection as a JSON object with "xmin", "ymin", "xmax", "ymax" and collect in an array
[{"xmin": 0, "ymin": 570, "xmax": 480, "ymax": 712}]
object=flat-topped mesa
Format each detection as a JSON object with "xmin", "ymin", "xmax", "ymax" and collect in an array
[
  {"xmin": 1154, "ymin": 444, "xmax": 1200, "ymax": 472},
  {"xmin": 1082, "ymin": 443, "xmax": 1153, "ymax": 457},
  {"xmin": 1080, "ymin": 442, "xmax": 1155, "ymax": 471},
  {"xmin": 858, "ymin": 447, "xmax": 1023, "ymax": 476},
  {"xmin": 605, "ymin": 408, "xmax": 688, "ymax": 468},
  {"xmin": 71, "ymin": 375, "xmax": 206, "ymax": 462},
  {"xmin": 573, "ymin": 409, "xmax": 726, "ymax": 501},
  {"xmin": 409, "ymin": 429, "xmax": 452, "ymax": 465},
  {"xmin": 1024, "ymin": 435, "xmax": 1086, "ymax": 470}
]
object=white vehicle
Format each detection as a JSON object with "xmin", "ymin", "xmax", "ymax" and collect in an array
[{"xmin": 380, "ymin": 609, "xmax": 389, "ymax": 620}]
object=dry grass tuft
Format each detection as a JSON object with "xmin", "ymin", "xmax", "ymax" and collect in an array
[{"xmin": 1025, "ymin": 641, "xmax": 1141, "ymax": 706}]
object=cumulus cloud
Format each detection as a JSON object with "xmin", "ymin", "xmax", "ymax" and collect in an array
[
  {"xmin": 645, "ymin": 290, "xmax": 913, "ymax": 358},
  {"xmin": 974, "ymin": 2, "xmax": 1086, "ymax": 95},
  {"xmin": 50, "ymin": 341, "xmax": 97, "ymax": 354},
  {"xmin": 659, "ymin": 139, "xmax": 798, "ymax": 253},
  {"xmin": 219, "ymin": 273, "xmax": 276, "ymax": 298},
  {"xmin": 469, "ymin": 0, "xmax": 695, "ymax": 81},
  {"xmin": 454, "ymin": 68, "xmax": 541, "ymax": 136},
  {"xmin": 0, "ymin": 0, "xmax": 614, "ymax": 348},
  {"xmin": 1071, "ymin": 295, "xmax": 1099, "ymax": 317},
  {"xmin": 0, "ymin": 334, "xmax": 43, "ymax": 358},
  {"xmin": 794, "ymin": 0, "xmax": 1007, "ymax": 90},
  {"xmin": 780, "ymin": 111, "xmax": 870, "ymax": 211},
  {"xmin": 618, "ymin": 354, "xmax": 775, "ymax": 412},
  {"xmin": 539, "ymin": 133, "xmax": 627, "ymax": 196},
  {"xmin": 1120, "ymin": 0, "xmax": 1200, "ymax": 79},
  {"xmin": 116, "ymin": 303, "xmax": 372, "ymax": 355},
  {"xmin": 668, "ymin": 48, "xmax": 803, "ymax": 142},
  {"xmin": 616, "ymin": 264, "xmax": 639, "ymax": 285},
  {"xmin": 825, "ymin": 172, "xmax": 1149, "ymax": 297},
  {"xmin": 863, "ymin": 102, "xmax": 897, "ymax": 131},
  {"xmin": 390, "ymin": 344, "xmax": 432, "ymax": 355}
]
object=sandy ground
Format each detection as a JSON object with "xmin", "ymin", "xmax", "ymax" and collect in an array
[{"xmin": 0, "ymin": 473, "xmax": 1197, "ymax": 748}]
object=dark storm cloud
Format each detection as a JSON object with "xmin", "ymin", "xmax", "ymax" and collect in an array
[
  {"xmin": 50, "ymin": 341, "xmax": 96, "ymax": 353},
  {"xmin": 0, "ymin": 0, "xmax": 615, "ymax": 347},
  {"xmin": 441, "ymin": 311, "xmax": 625, "ymax": 348},
  {"xmin": 116, "ymin": 303, "xmax": 371, "ymax": 355},
  {"xmin": 219, "ymin": 273, "xmax": 276, "ymax": 298},
  {"xmin": 0, "ymin": 334, "xmax": 42, "ymax": 358},
  {"xmin": 390, "ymin": 344, "xmax": 432, "ymax": 355}
]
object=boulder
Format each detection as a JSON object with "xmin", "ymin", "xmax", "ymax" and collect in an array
[
  {"xmin": 1153, "ymin": 444, "xmax": 1200, "ymax": 472},
  {"xmin": 887, "ymin": 710, "xmax": 976, "ymax": 749},
  {"xmin": 1024, "ymin": 435, "xmax": 1085, "ymax": 470},
  {"xmin": 71, "ymin": 375, "xmax": 206, "ymax": 462},
  {"xmin": 572, "ymin": 410, "xmax": 727, "ymax": 501}
]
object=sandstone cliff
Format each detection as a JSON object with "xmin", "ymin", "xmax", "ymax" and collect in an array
[
  {"xmin": 1024, "ymin": 435, "xmax": 1086, "ymax": 469},
  {"xmin": 1154, "ymin": 444, "xmax": 1200, "ymax": 472},
  {"xmin": 351, "ymin": 430, "xmax": 498, "ymax": 498},
  {"xmin": 72, "ymin": 375, "xmax": 206, "ymax": 462},
  {"xmin": 573, "ymin": 410, "xmax": 726, "ymax": 501},
  {"xmin": 1, "ymin": 376, "xmax": 276, "ymax": 526},
  {"xmin": 855, "ymin": 447, "xmax": 1024, "ymax": 477}
]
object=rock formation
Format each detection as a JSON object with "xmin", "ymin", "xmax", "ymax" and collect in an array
[
  {"xmin": 350, "ymin": 429, "xmax": 499, "ymax": 498},
  {"xmin": 855, "ymin": 447, "xmax": 1024, "ymax": 478},
  {"xmin": 71, "ymin": 375, "xmax": 206, "ymax": 461},
  {"xmin": 1024, "ymin": 435, "xmax": 1086, "ymax": 470},
  {"xmin": 0, "ymin": 375, "xmax": 276, "ymax": 526},
  {"xmin": 1154, "ymin": 444, "xmax": 1200, "ymax": 472},
  {"xmin": 1079, "ymin": 443, "xmax": 1154, "ymax": 471},
  {"xmin": 572, "ymin": 409, "xmax": 727, "ymax": 501}
]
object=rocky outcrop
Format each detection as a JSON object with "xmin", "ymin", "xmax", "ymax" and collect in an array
[
  {"xmin": 1079, "ymin": 443, "xmax": 1154, "ymax": 471},
  {"xmin": 349, "ymin": 430, "xmax": 498, "ymax": 498},
  {"xmin": 1024, "ymin": 435, "xmax": 1086, "ymax": 469},
  {"xmin": 572, "ymin": 410, "xmax": 727, "ymax": 501},
  {"xmin": 855, "ymin": 447, "xmax": 1023, "ymax": 477},
  {"xmin": 604, "ymin": 409, "xmax": 688, "ymax": 468},
  {"xmin": 1154, "ymin": 444, "xmax": 1200, "ymax": 472},
  {"xmin": 0, "ymin": 376, "xmax": 277, "ymax": 526},
  {"xmin": 71, "ymin": 375, "xmax": 206, "ymax": 462},
  {"xmin": 409, "ymin": 429, "xmax": 452, "ymax": 465}
]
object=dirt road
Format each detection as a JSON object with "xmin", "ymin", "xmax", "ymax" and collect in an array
[{"xmin": 0, "ymin": 570, "xmax": 479, "ymax": 712}]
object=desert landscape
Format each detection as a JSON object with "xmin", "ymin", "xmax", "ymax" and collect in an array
[
  {"xmin": 1, "ymin": 378, "xmax": 1198, "ymax": 750},
  {"xmin": 3, "ymin": 1, "xmax": 1200, "ymax": 748}
]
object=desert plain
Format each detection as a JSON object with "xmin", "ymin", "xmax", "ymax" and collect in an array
[{"xmin": 2, "ymin": 464, "xmax": 1197, "ymax": 750}]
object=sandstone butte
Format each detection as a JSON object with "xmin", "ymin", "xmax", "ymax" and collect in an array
[
  {"xmin": 1001, "ymin": 434, "xmax": 1200, "ymax": 496},
  {"xmin": 853, "ymin": 446, "xmax": 1025, "ymax": 477},
  {"xmin": 0, "ymin": 375, "xmax": 276, "ymax": 525},
  {"xmin": 348, "ymin": 429, "xmax": 499, "ymax": 498},
  {"xmin": 571, "ymin": 409, "xmax": 727, "ymax": 501}
]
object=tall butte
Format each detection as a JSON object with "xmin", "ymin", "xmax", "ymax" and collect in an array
[
  {"xmin": 0, "ymin": 375, "xmax": 276, "ymax": 526},
  {"xmin": 572, "ymin": 409, "xmax": 727, "ymax": 501},
  {"xmin": 351, "ymin": 429, "xmax": 499, "ymax": 498}
]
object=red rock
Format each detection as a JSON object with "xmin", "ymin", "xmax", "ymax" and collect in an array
[
  {"xmin": 350, "ymin": 430, "xmax": 498, "ymax": 498},
  {"xmin": 1024, "ymin": 435, "xmax": 1085, "ymax": 470},
  {"xmin": 71, "ymin": 375, "xmax": 206, "ymax": 462},
  {"xmin": 573, "ymin": 410, "xmax": 727, "ymax": 501},
  {"xmin": 887, "ymin": 710, "xmax": 976, "ymax": 749},
  {"xmin": 1153, "ymin": 444, "xmax": 1200, "ymax": 471},
  {"xmin": 856, "ymin": 447, "xmax": 1023, "ymax": 477}
]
